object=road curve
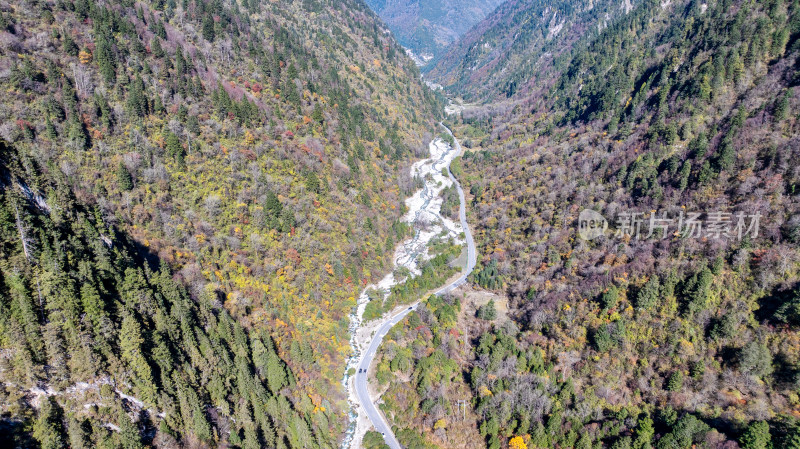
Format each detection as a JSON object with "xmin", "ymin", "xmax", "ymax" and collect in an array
[
  {"xmin": 436, "ymin": 124, "xmax": 477, "ymax": 294},
  {"xmin": 354, "ymin": 124, "xmax": 477, "ymax": 449}
]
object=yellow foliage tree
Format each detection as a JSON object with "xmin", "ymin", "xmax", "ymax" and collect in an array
[
  {"xmin": 244, "ymin": 130, "xmax": 255, "ymax": 146},
  {"xmin": 509, "ymin": 436, "xmax": 527, "ymax": 449},
  {"xmin": 508, "ymin": 436, "xmax": 528, "ymax": 449},
  {"xmin": 78, "ymin": 49, "xmax": 92, "ymax": 64}
]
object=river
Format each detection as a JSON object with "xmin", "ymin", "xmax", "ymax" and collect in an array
[{"xmin": 340, "ymin": 125, "xmax": 476, "ymax": 449}]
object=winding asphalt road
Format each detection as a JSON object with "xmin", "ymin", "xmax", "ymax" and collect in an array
[{"xmin": 354, "ymin": 124, "xmax": 477, "ymax": 449}]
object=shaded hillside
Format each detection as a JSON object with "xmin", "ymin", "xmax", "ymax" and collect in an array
[
  {"xmin": 0, "ymin": 0, "xmax": 441, "ymax": 445},
  {"xmin": 0, "ymin": 140, "xmax": 322, "ymax": 448},
  {"xmin": 365, "ymin": 0, "xmax": 505, "ymax": 64},
  {"xmin": 378, "ymin": 0, "xmax": 800, "ymax": 448}
]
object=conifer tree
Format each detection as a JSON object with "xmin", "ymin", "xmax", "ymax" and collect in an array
[
  {"xmin": 126, "ymin": 75, "xmax": 148, "ymax": 117},
  {"xmin": 312, "ymin": 103, "xmax": 324, "ymax": 124},
  {"xmin": 63, "ymin": 34, "xmax": 79, "ymax": 56},
  {"xmin": 633, "ymin": 416, "xmax": 654, "ymax": 449},
  {"xmin": 66, "ymin": 416, "xmax": 90, "ymax": 449},
  {"xmin": 786, "ymin": 423, "xmax": 800, "ymax": 449},
  {"xmin": 151, "ymin": 38, "xmax": 165, "ymax": 58},
  {"xmin": 202, "ymin": 15, "xmax": 215, "ymax": 42},
  {"xmin": 119, "ymin": 312, "xmax": 157, "ymax": 404},
  {"xmin": 33, "ymin": 397, "xmax": 67, "ymax": 449},
  {"xmin": 7, "ymin": 272, "xmax": 44, "ymax": 362},
  {"xmin": 740, "ymin": 421, "xmax": 772, "ymax": 449},
  {"xmin": 165, "ymin": 132, "xmax": 185, "ymax": 164},
  {"xmin": 636, "ymin": 276, "xmax": 660, "ymax": 311},
  {"xmin": 264, "ymin": 191, "xmax": 282, "ymax": 229},
  {"xmin": 94, "ymin": 29, "xmax": 116, "ymax": 84},
  {"xmin": 67, "ymin": 117, "xmax": 88, "ymax": 150},
  {"xmin": 117, "ymin": 162, "xmax": 133, "ymax": 191},
  {"xmin": 266, "ymin": 350, "xmax": 288, "ymax": 394},
  {"xmin": 280, "ymin": 207, "xmax": 296, "ymax": 233},
  {"xmin": 117, "ymin": 407, "xmax": 144, "ymax": 449}
]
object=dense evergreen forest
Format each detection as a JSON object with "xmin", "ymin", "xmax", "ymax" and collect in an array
[
  {"xmin": 1, "ymin": 141, "xmax": 315, "ymax": 448},
  {"xmin": 375, "ymin": 0, "xmax": 800, "ymax": 448}
]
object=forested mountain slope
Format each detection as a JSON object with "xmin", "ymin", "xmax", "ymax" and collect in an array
[
  {"xmin": 364, "ymin": 0, "xmax": 505, "ymax": 65},
  {"xmin": 426, "ymin": 0, "xmax": 637, "ymax": 101},
  {"xmin": 374, "ymin": 0, "xmax": 800, "ymax": 448},
  {"xmin": 0, "ymin": 141, "xmax": 314, "ymax": 448},
  {"xmin": 0, "ymin": 0, "xmax": 441, "ymax": 446}
]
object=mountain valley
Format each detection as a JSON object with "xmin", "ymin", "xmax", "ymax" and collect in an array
[{"xmin": 1, "ymin": 0, "xmax": 800, "ymax": 448}]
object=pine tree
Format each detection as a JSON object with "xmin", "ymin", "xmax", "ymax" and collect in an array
[
  {"xmin": 45, "ymin": 117, "xmax": 57, "ymax": 140},
  {"xmin": 202, "ymin": 15, "xmax": 215, "ymax": 42},
  {"xmin": 727, "ymin": 49, "xmax": 744, "ymax": 83},
  {"xmin": 740, "ymin": 421, "xmax": 772, "ymax": 449},
  {"xmin": 151, "ymin": 38, "xmax": 165, "ymax": 58},
  {"xmin": 117, "ymin": 407, "xmax": 144, "ymax": 449},
  {"xmin": 312, "ymin": 103, "xmax": 324, "ymax": 124},
  {"xmin": 94, "ymin": 29, "xmax": 116, "ymax": 84},
  {"xmin": 117, "ymin": 162, "xmax": 133, "ymax": 191},
  {"xmin": 687, "ymin": 268, "xmax": 713, "ymax": 314},
  {"xmin": 94, "ymin": 94, "xmax": 113, "ymax": 130},
  {"xmin": 678, "ymin": 160, "xmax": 691, "ymax": 191},
  {"xmin": 126, "ymin": 75, "xmax": 148, "ymax": 117},
  {"xmin": 771, "ymin": 28, "xmax": 790, "ymax": 57},
  {"xmin": 67, "ymin": 117, "xmax": 88, "ymax": 150},
  {"xmin": 775, "ymin": 89, "xmax": 791, "ymax": 121},
  {"xmin": 280, "ymin": 207, "xmax": 296, "ymax": 233},
  {"xmin": 262, "ymin": 191, "xmax": 282, "ymax": 230},
  {"xmin": 576, "ymin": 433, "xmax": 593, "ymax": 449},
  {"xmin": 187, "ymin": 115, "xmax": 200, "ymax": 135},
  {"xmin": 153, "ymin": 95, "xmax": 166, "ymax": 115},
  {"xmin": 266, "ymin": 351, "xmax": 288, "ymax": 394},
  {"xmin": 120, "ymin": 312, "xmax": 157, "ymax": 404},
  {"xmin": 7, "ymin": 272, "xmax": 45, "ymax": 362},
  {"xmin": 243, "ymin": 423, "xmax": 260, "ymax": 449},
  {"xmin": 666, "ymin": 371, "xmax": 684, "ymax": 391},
  {"xmin": 305, "ymin": 171, "xmax": 320, "ymax": 193},
  {"xmin": 633, "ymin": 415, "xmax": 654, "ymax": 449},
  {"xmin": 600, "ymin": 286, "xmax": 620, "ymax": 310},
  {"xmin": 153, "ymin": 20, "xmax": 167, "ymax": 39},
  {"xmin": 786, "ymin": 423, "xmax": 800, "ymax": 449},
  {"xmin": 477, "ymin": 300, "xmax": 497, "ymax": 320},
  {"xmin": 739, "ymin": 341, "xmax": 774, "ymax": 378},
  {"xmin": 33, "ymin": 397, "xmax": 67, "ymax": 449},
  {"xmin": 165, "ymin": 131, "xmax": 185, "ymax": 164},
  {"xmin": 636, "ymin": 276, "xmax": 660, "ymax": 311},
  {"xmin": 63, "ymin": 34, "xmax": 79, "ymax": 56},
  {"xmin": 611, "ymin": 437, "xmax": 632, "ymax": 449},
  {"xmin": 592, "ymin": 325, "xmax": 615, "ymax": 352},
  {"xmin": 66, "ymin": 416, "xmax": 90, "ymax": 449},
  {"xmin": 176, "ymin": 50, "xmax": 188, "ymax": 76}
]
